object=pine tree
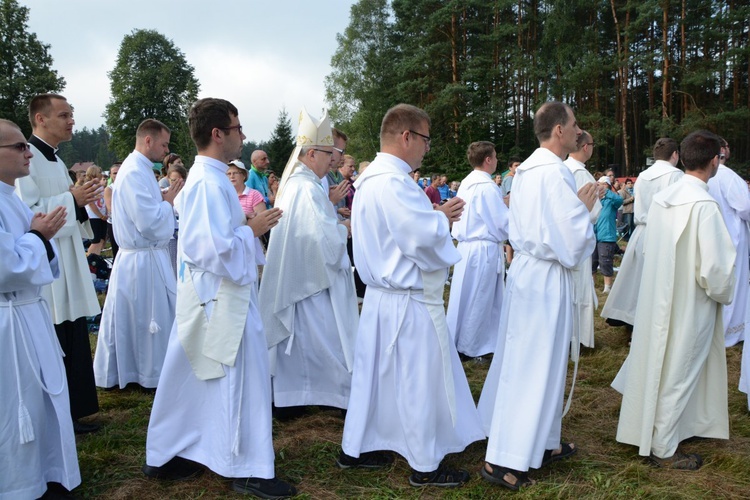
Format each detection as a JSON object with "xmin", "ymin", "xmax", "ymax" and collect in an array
[{"xmin": 265, "ymin": 108, "xmax": 294, "ymax": 174}]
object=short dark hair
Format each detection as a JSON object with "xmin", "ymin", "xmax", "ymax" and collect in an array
[
  {"xmin": 332, "ymin": 127, "xmax": 348, "ymax": 143},
  {"xmin": 28, "ymin": 94, "xmax": 67, "ymax": 128},
  {"xmin": 680, "ymin": 130, "xmax": 721, "ymax": 172},
  {"xmin": 652, "ymin": 138, "xmax": 679, "ymax": 161},
  {"xmin": 189, "ymin": 98, "xmax": 238, "ymax": 150},
  {"xmin": 507, "ymin": 156, "xmax": 522, "ymax": 168},
  {"xmin": 467, "ymin": 141, "xmax": 496, "ymax": 168},
  {"xmin": 575, "ymin": 131, "xmax": 592, "ymax": 150},
  {"xmin": 533, "ymin": 101, "xmax": 572, "ymax": 142},
  {"xmin": 380, "ymin": 104, "xmax": 431, "ymax": 144},
  {"xmin": 137, "ymin": 119, "xmax": 170, "ymax": 139},
  {"xmin": 430, "ymin": 173, "xmax": 440, "ymax": 182}
]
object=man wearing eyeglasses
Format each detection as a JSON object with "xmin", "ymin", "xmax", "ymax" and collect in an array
[
  {"xmin": 260, "ymin": 108, "xmax": 359, "ymax": 421},
  {"xmin": 15, "ymin": 94, "xmax": 102, "ymax": 434},
  {"xmin": 563, "ymin": 130, "xmax": 603, "ymax": 354},
  {"xmin": 340, "ymin": 103, "xmax": 483, "ymax": 488},
  {"xmin": 144, "ymin": 98, "xmax": 292, "ymax": 498},
  {"xmin": 0, "ymin": 118, "xmax": 81, "ymax": 500},
  {"xmin": 322, "ymin": 128, "xmax": 351, "ymax": 218},
  {"xmin": 94, "ymin": 119, "xmax": 182, "ymax": 392},
  {"xmin": 707, "ymin": 138, "xmax": 750, "ymax": 349}
]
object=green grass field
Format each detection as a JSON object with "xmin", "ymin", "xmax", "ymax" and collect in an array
[{"xmin": 75, "ymin": 276, "xmax": 750, "ymax": 499}]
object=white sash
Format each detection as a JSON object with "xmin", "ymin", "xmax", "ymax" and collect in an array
[{"xmin": 176, "ymin": 266, "xmax": 253, "ymax": 380}]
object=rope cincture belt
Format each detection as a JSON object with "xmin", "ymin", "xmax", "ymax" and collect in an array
[{"xmin": 2, "ymin": 295, "xmax": 65, "ymax": 444}]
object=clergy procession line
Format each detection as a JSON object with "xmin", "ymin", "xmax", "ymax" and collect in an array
[{"xmin": 3, "ymin": 94, "xmax": 750, "ymax": 499}]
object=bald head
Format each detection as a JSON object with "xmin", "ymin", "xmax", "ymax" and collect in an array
[{"xmin": 251, "ymin": 149, "xmax": 270, "ymax": 171}]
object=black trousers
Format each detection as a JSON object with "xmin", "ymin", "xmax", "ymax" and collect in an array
[
  {"xmin": 55, "ymin": 317, "xmax": 99, "ymax": 420},
  {"xmin": 347, "ymin": 238, "xmax": 367, "ymax": 299}
]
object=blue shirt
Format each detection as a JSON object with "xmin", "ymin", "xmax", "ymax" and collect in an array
[
  {"xmin": 595, "ymin": 190, "xmax": 623, "ymax": 242},
  {"xmin": 246, "ymin": 167, "xmax": 271, "ymax": 208},
  {"xmin": 437, "ymin": 183, "xmax": 450, "ymax": 201}
]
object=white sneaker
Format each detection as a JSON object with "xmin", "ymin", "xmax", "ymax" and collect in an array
[{"xmin": 603, "ymin": 286, "xmax": 611, "ymax": 293}]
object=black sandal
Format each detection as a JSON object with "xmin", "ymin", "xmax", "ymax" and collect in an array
[
  {"xmin": 540, "ymin": 442, "xmax": 577, "ymax": 468},
  {"xmin": 481, "ymin": 463, "xmax": 534, "ymax": 491},
  {"xmin": 409, "ymin": 466, "xmax": 470, "ymax": 487}
]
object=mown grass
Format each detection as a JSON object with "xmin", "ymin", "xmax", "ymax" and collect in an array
[{"xmin": 75, "ymin": 275, "xmax": 750, "ymax": 498}]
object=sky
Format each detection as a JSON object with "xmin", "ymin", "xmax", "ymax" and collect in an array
[{"xmin": 22, "ymin": 0, "xmax": 356, "ymax": 143}]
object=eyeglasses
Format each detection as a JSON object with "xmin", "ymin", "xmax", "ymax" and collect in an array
[
  {"xmin": 333, "ymin": 146, "xmax": 345, "ymax": 155},
  {"xmin": 586, "ymin": 142, "xmax": 595, "ymax": 147},
  {"xmin": 312, "ymin": 148, "xmax": 334, "ymax": 156},
  {"xmin": 408, "ymin": 130, "xmax": 431, "ymax": 146},
  {"xmin": 0, "ymin": 142, "xmax": 30, "ymax": 152},
  {"xmin": 220, "ymin": 125, "xmax": 243, "ymax": 135}
]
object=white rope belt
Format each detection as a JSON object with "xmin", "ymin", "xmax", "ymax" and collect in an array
[{"xmin": 1, "ymin": 296, "xmax": 65, "ymax": 443}]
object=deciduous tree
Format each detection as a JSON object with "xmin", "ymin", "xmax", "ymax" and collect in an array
[
  {"xmin": 0, "ymin": 0, "xmax": 65, "ymax": 137},
  {"xmin": 104, "ymin": 29, "xmax": 199, "ymax": 160}
]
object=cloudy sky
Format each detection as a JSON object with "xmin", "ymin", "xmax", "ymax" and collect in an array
[{"xmin": 23, "ymin": 0, "xmax": 356, "ymax": 142}]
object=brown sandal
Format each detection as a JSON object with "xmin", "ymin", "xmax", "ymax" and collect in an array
[{"xmin": 649, "ymin": 452, "xmax": 703, "ymax": 470}]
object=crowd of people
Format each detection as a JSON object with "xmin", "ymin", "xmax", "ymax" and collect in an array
[{"xmin": 3, "ymin": 93, "xmax": 750, "ymax": 499}]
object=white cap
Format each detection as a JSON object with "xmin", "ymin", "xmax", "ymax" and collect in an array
[{"xmin": 228, "ymin": 159, "xmax": 247, "ymax": 170}]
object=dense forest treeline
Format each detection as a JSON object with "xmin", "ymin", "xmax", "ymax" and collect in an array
[{"xmin": 325, "ymin": 0, "xmax": 750, "ymax": 179}]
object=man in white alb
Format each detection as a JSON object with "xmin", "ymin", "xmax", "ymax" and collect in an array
[
  {"xmin": 1, "ymin": 118, "xmax": 79, "ymax": 499},
  {"xmin": 478, "ymin": 101, "xmax": 598, "ymax": 491},
  {"xmin": 340, "ymin": 103, "xmax": 485, "ymax": 488},
  {"xmin": 707, "ymin": 138, "xmax": 750, "ymax": 347},
  {"xmin": 446, "ymin": 141, "xmax": 509, "ymax": 359},
  {"xmin": 94, "ymin": 119, "xmax": 183, "ymax": 390},
  {"xmin": 15, "ymin": 94, "xmax": 101, "ymax": 433},
  {"xmin": 600, "ymin": 138, "xmax": 683, "ymax": 328},
  {"xmin": 144, "ymin": 98, "xmax": 294, "ymax": 498},
  {"xmin": 563, "ymin": 130, "xmax": 602, "ymax": 354}
]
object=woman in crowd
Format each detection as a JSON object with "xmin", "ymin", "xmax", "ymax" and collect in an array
[
  {"xmin": 85, "ymin": 165, "xmax": 108, "ymax": 255},
  {"xmin": 160, "ymin": 153, "xmax": 184, "ymax": 189},
  {"xmin": 267, "ymin": 172, "xmax": 279, "ymax": 208},
  {"xmin": 227, "ymin": 159, "xmax": 268, "ymax": 274},
  {"xmin": 104, "ymin": 163, "xmax": 120, "ymax": 261},
  {"xmin": 227, "ymin": 160, "xmax": 266, "ymax": 219},
  {"xmin": 164, "ymin": 162, "xmax": 188, "ymax": 277}
]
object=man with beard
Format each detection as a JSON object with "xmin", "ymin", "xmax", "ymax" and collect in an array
[{"xmin": 94, "ymin": 119, "xmax": 183, "ymax": 390}]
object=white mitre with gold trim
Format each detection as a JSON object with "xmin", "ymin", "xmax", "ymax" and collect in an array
[{"xmin": 278, "ymin": 107, "xmax": 333, "ymax": 198}]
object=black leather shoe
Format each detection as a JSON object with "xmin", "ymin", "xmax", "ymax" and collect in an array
[
  {"xmin": 142, "ymin": 456, "xmax": 204, "ymax": 481},
  {"xmin": 72, "ymin": 421, "xmax": 100, "ymax": 434},
  {"xmin": 336, "ymin": 450, "xmax": 394, "ymax": 469},
  {"xmin": 232, "ymin": 477, "xmax": 296, "ymax": 498}
]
